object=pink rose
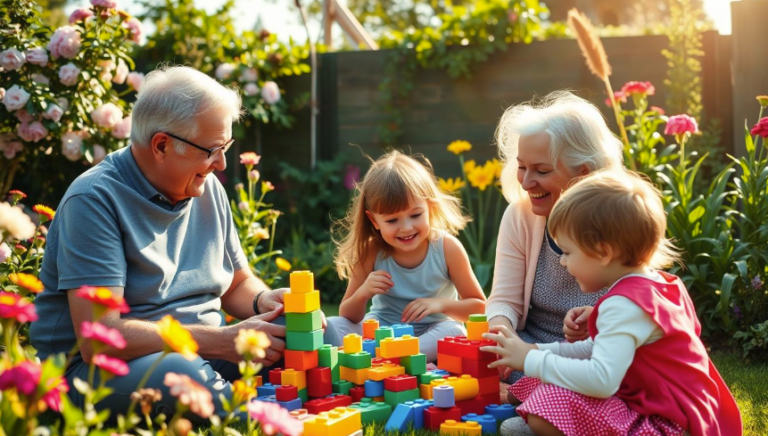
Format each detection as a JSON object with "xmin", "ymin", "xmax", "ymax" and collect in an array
[
  {"xmin": 261, "ymin": 81, "xmax": 281, "ymax": 105},
  {"xmin": 48, "ymin": 26, "xmax": 82, "ymax": 59},
  {"xmin": 215, "ymin": 63, "xmax": 235, "ymax": 80},
  {"xmin": 0, "ymin": 88, "xmax": 5, "ymax": 101},
  {"xmin": 664, "ymin": 114, "xmax": 699, "ymax": 136},
  {"xmin": 0, "ymin": 48, "xmax": 25, "ymax": 71},
  {"xmin": 620, "ymin": 81, "xmax": 655, "ymax": 97},
  {"xmin": 239, "ymin": 68, "xmax": 258, "ymax": 82},
  {"xmin": 2, "ymin": 137, "xmax": 23, "ymax": 159},
  {"xmin": 91, "ymin": 103, "xmax": 123, "ymax": 129},
  {"xmin": 69, "ymin": 7, "xmax": 94, "ymax": 24},
  {"xmin": 3, "ymin": 85, "xmax": 31, "ymax": 111},
  {"xmin": 124, "ymin": 17, "xmax": 143, "ymax": 44},
  {"xmin": 244, "ymin": 82, "xmax": 259, "ymax": 96},
  {"xmin": 91, "ymin": 0, "xmax": 117, "ymax": 8},
  {"xmin": 126, "ymin": 71, "xmax": 144, "ymax": 91},
  {"xmin": 92, "ymin": 144, "xmax": 107, "ymax": 164},
  {"xmin": 17, "ymin": 121, "xmax": 48, "ymax": 143},
  {"xmin": 113, "ymin": 59, "xmax": 128, "ymax": 84},
  {"xmin": 32, "ymin": 73, "xmax": 50, "ymax": 85},
  {"xmin": 59, "ymin": 63, "xmax": 81, "ymax": 86},
  {"xmin": 25, "ymin": 48, "xmax": 49, "ymax": 67},
  {"xmin": 98, "ymin": 59, "xmax": 115, "ymax": 82},
  {"xmin": 43, "ymin": 103, "xmax": 64, "ymax": 123},
  {"xmin": 751, "ymin": 117, "xmax": 768, "ymax": 138},
  {"xmin": 61, "ymin": 131, "xmax": 85, "ymax": 161},
  {"xmin": 15, "ymin": 109, "xmax": 34, "ymax": 123},
  {"xmin": 111, "ymin": 116, "xmax": 131, "ymax": 139}
]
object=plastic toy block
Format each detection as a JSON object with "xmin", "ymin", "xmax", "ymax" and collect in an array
[
  {"xmin": 461, "ymin": 358, "xmax": 497, "ymax": 378},
  {"xmin": 468, "ymin": 314, "xmax": 487, "ymax": 322},
  {"xmin": 290, "ymin": 270, "xmax": 314, "ymax": 294},
  {"xmin": 462, "ymin": 413, "xmax": 497, "ymax": 434},
  {"xmin": 367, "ymin": 363, "xmax": 405, "ymax": 381},
  {"xmin": 362, "ymin": 339, "xmax": 376, "ymax": 356},
  {"xmin": 405, "ymin": 399, "xmax": 433, "ymax": 429},
  {"xmin": 362, "ymin": 319, "xmax": 379, "ymax": 339},
  {"xmin": 384, "ymin": 402, "xmax": 415, "ymax": 432},
  {"xmin": 477, "ymin": 375, "xmax": 499, "ymax": 395},
  {"xmin": 478, "ymin": 392, "xmax": 499, "ymax": 407},
  {"xmin": 298, "ymin": 388, "xmax": 308, "ymax": 403},
  {"xmin": 349, "ymin": 398, "xmax": 392, "ymax": 424},
  {"xmin": 438, "ymin": 336, "xmax": 497, "ymax": 361},
  {"xmin": 303, "ymin": 407, "xmax": 361, "ymax": 436},
  {"xmin": 286, "ymin": 311, "xmax": 323, "ymax": 332},
  {"xmin": 343, "ymin": 333, "xmax": 363, "ymax": 354},
  {"xmin": 333, "ymin": 380, "xmax": 354, "ymax": 395},
  {"xmin": 281, "ymin": 369, "xmax": 307, "ymax": 391},
  {"xmin": 445, "ymin": 375, "xmax": 480, "ymax": 402},
  {"xmin": 372, "ymin": 357, "xmax": 400, "ymax": 366},
  {"xmin": 485, "ymin": 404, "xmax": 517, "ymax": 421},
  {"xmin": 255, "ymin": 376, "xmax": 262, "ymax": 387},
  {"xmin": 466, "ymin": 320, "xmax": 490, "ymax": 341},
  {"xmin": 339, "ymin": 351, "xmax": 372, "ymax": 370},
  {"xmin": 433, "ymin": 385, "xmax": 455, "ymax": 408},
  {"xmin": 424, "ymin": 406, "xmax": 462, "ymax": 431},
  {"xmin": 390, "ymin": 323, "xmax": 415, "ymax": 337},
  {"xmin": 256, "ymin": 394, "xmax": 277, "ymax": 403},
  {"xmin": 418, "ymin": 371, "xmax": 444, "ymax": 385},
  {"xmin": 340, "ymin": 366, "xmax": 369, "ymax": 385},
  {"xmin": 437, "ymin": 353, "xmax": 463, "ymax": 374},
  {"xmin": 307, "ymin": 367, "xmax": 333, "ymax": 398},
  {"xmin": 284, "ymin": 349, "xmax": 319, "ymax": 371},
  {"xmin": 256, "ymin": 383, "xmax": 277, "ymax": 397},
  {"xmin": 276, "ymin": 385, "xmax": 298, "ymax": 402},
  {"xmin": 383, "ymin": 374, "xmax": 418, "ymax": 392},
  {"xmin": 456, "ymin": 395, "xmax": 486, "ymax": 416},
  {"xmin": 426, "ymin": 379, "xmax": 449, "ymax": 399},
  {"xmin": 286, "ymin": 329, "xmax": 323, "ymax": 351},
  {"xmin": 440, "ymin": 419, "xmax": 482, "ymax": 435},
  {"xmin": 372, "ymin": 396, "xmax": 384, "ymax": 402},
  {"xmin": 420, "ymin": 383, "xmax": 432, "ymax": 400},
  {"xmin": 349, "ymin": 386, "xmax": 365, "ymax": 403},
  {"xmin": 277, "ymin": 397, "xmax": 303, "ymax": 411},
  {"xmin": 374, "ymin": 327, "xmax": 394, "ymax": 346},
  {"xmin": 318, "ymin": 345, "xmax": 340, "ymax": 382},
  {"xmin": 384, "ymin": 388, "xmax": 420, "ymax": 407},
  {"xmin": 304, "ymin": 394, "xmax": 353, "ymax": 414},
  {"xmin": 364, "ymin": 380, "xmax": 384, "ymax": 397},
  {"xmin": 284, "ymin": 290, "xmax": 320, "ymax": 313},
  {"xmin": 380, "ymin": 335, "xmax": 420, "ymax": 358},
  {"xmin": 375, "ymin": 347, "xmax": 380, "ymax": 358},
  {"xmin": 432, "ymin": 369, "xmax": 451, "ymax": 377},
  {"xmin": 401, "ymin": 353, "xmax": 427, "ymax": 375},
  {"xmin": 289, "ymin": 408, "xmax": 316, "ymax": 421},
  {"xmin": 268, "ymin": 368, "xmax": 284, "ymax": 385}
]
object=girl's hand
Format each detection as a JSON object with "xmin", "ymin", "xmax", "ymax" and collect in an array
[
  {"xmin": 401, "ymin": 298, "xmax": 444, "ymax": 323},
  {"xmin": 360, "ymin": 270, "xmax": 394, "ymax": 299},
  {"xmin": 480, "ymin": 325, "xmax": 537, "ymax": 371},
  {"xmin": 563, "ymin": 305, "xmax": 592, "ymax": 342}
]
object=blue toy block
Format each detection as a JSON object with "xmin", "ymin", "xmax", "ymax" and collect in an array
[
  {"xmin": 384, "ymin": 402, "xmax": 415, "ymax": 432},
  {"xmin": 432, "ymin": 369, "xmax": 450, "ymax": 377},
  {"xmin": 364, "ymin": 379, "xmax": 384, "ymax": 397},
  {"xmin": 256, "ymin": 394, "xmax": 277, "ymax": 403},
  {"xmin": 390, "ymin": 323, "xmax": 414, "ymax": 338},
  {"xmin": 256, "ymin": 383, "xmax": 278, "ymax": 397},
  {"xmin": 463, "ymin": 413, "xmax": 498, "ymax": 434},
  {"xmin": 404, "ymin": 399, "xmax": 433, "ymax": 429},
  {"xmin": 433, "ymin": 384, "xmax": 455, "ymax": 408},
  {"xmin": 277, "ymin": 397, "xmax": 303, "ymax": 411},
  {"xmin": 363, "ymin": 339, "xmax": 377, "ymax": 356},
  {"xmin": 485, "ymin": 404, "xmax": 517, "ymax": 421}
]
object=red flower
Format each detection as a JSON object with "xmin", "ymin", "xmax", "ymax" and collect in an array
[
  {"xmin": 605, "ymin": 91, "xmax": 627, "ymax": 107},
  {"xmin": 0, "ymin": 291, "xmax": 38, "ymax": 323},
  {"xmin": 32, "ymin": 204, "xmax": 56, "ymax": 221},
  {"xmin": 8, "ymin": 190, "xmax": 27, "ymax": 202},
  {"xmin": 0, "ymin": 361, "xmax": 41, "ymax": 396},
  {"xmin": 665, "ymin": 114, "xmax": 699, "ymax": 136},
  {"xmin": 75, "ymin": 286, "xmax": 130, "ymax": 313},
  {"xmin": 40, "ymin": 376, "xmax": 69, "ymax": 412},
  {"xmin": 93, "ymin": 354, "xmax": 130, "ymax": 376},
  {"xmin": 81, "ymin": 321, "xmax": 127, "ymax": 349},
  {"xmin": 621, "ymin": 81, "xmax": 655, "ymax": 97},
  {"xmin": 750, "ymin": 117, "xmax": 768, "ymax": 138}
]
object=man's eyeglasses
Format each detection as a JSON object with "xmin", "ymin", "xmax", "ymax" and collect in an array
[{"xmin": 163, "ymin": 132, "xmax": 235, "ymax": 160}]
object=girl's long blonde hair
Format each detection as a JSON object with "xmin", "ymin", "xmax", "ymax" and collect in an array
[{"xmin": 333, "ymin": 150, "xmax": 470, "ymax": 280}]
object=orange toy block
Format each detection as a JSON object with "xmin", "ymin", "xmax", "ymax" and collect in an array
[
  {"xmin": 285, "ymin": 349, "xmax": 319, "ymax": 371},
  {"xmin": 304, "ymin": 407, "xmax": 362, "ymax": 436},
  {"xmin": 372, "ymin": 396, "xmax": 384, "ymax": 402},
  {"xmin": 284, "ymin": 290, "xmax": 320, "ymax": 313},
  {"xmin": 440, "ymin": 420, "xmax": 482, "ymax": 435},
  {"xmin": 420, "ymin": 383, "xmax": 432, "ymax": 400},
  {"xmin": 444, "ymin": 375, "xmax": 479, "ymax": 402},
  {"xmin": 340, "ymin": 366, "xmax": 369, "ymax": 385},
  {"xmin": 343, "ymin": 333, "xmax": 363, "ymax": 354},
  {"xmin": 379, "ymin": 335, "xmax": 419, "ymax": 358},
  {"xmin": 437, "ymin": 353, "xmax": 462, "ymax": 374},
  {"xmin": 362, "ymin": 319, "xmax": 379, "ymax": 340},
  {"xmin": 466, "ymin": 321, "xmax": 489, "ymax": 341},
  {"xmin": 290, "ymin": 270, "xmax": 314, "ymax": 294},
  {"xmin": 255, "ymin": 376, "xmax": 263, "ymax": 387},
  {"xmin": 280, "ymin": 368, "xmax": 307, "ymax": 391},
  {"xmin": 367, "ymin": 363, "xmax": 405, "ymax": 381}
]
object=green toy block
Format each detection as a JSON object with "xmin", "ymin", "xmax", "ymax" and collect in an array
[
  {"xmin": 349, "ymin": 398, "xmax": 393, "ymax": 424},
  {"xmin": 298, "ymin": 388, "xmax": 308, "ymax": 403},
  {"xmin": 417, "ymin": 371, "xmax": 443, "ymax": 385},
  {"xmin": 383, "ymin": 388, "xmax": 420, "ymax": 407},
  {"xmin": 401, "ymin": 353, "xmax": 427, "ymax": 375},
  {"xmin": 375, "ymin": 327, "xmax": 394, "ymax": 347},
  {"xmin": 339, "ymin": 351, "xmax": 372, "ymax": 370},
  {"xmin": 286, "ymin": 311, "xmax": 323, "ymax": 332},
  {"xmin": 319, "ymin": 344, "xmax": 340, "ymax": 382},
  {"xmin": 332, "ymin": 380, "xmax": 354, "ymax": 395},
  {"xmin": 469, "ymin": 314, "xmax": 487, "ymax": 322},
  {"xmin": 286, "ymin": 330, "xmax": 323, "ymax": 351}
]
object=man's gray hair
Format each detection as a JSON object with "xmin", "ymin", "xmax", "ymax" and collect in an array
[
  {"xmin": 495, "ymin": 90, "xmax": 623, "ymax": 202},
  {"xmin": 130, "ymin": 65, "xmax": 242, "ymax": 153}
]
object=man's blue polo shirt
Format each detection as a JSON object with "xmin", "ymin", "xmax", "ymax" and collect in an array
[{"xmin": 30, "ymin": 146, "xmax": 247, "ymax": 359}]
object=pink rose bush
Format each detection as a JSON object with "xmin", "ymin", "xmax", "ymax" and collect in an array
[
  {"xmin": 48, "ymin": 26, "xmax": 82, "ymax": 59},
  {"xmin": 3, "ymin": 85, "xmax": 30, "ymax": 111},
  {"xmin": 25, "ymin": 48, "xmax": 49, "ymax": 67},
  {"xmin": 92, "ymin": 103, "xmax": 123, "ymax": 129},
  {"xmin": 1, "ymin": 48, "xmax": 26, "ymax": 70},
  {"xmin": 58, "ymin": 62, "xmax": 81, "ymax": 86},
  {"xmin": 126, "ymin": 71, "xmax": 144, "ymax": 90},
  {"xmin": 111, "ymin": 115, "xmax": 131, "ymax": 139},
  {"xmin": 17, "ymin": 121, "xmax": 48, "ymax": 143},
  {"xmin": 69, "ymin": 7, "xmax": 94, "ymax": 24}
]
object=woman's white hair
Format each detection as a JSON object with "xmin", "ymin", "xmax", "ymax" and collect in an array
[
  {"xmin": 130, "ymin": 65, "xmax": 242, "ymax": 153},
  {"xmin": 495, "ymin": 90, "xmax": 623, "ymax": 202}
]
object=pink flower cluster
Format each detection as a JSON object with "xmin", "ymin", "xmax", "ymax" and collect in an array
[
  {"xmin": 91, "ymin": 103, "xmax": 123, "ymax": 129},
  {"xmin": 81, "ymin": 321, "xmax": 127, "ymax": 349},
  {"xmin": 164, "ymin": 372, "xmax": 215, "ymax": 418},
  {"xmin": 124, "ymin": 17, "xmax": 143, "ymax": 44},
  {"xmin": 93, "ymin": 354, "xmax": 129, "ymax": 376},
  {"xmin": 665, "ymin": 114, "xmax": 699, "ymax": 136},
  {"xmin": 17, "ymin": 121, "xmax": 48, "ymax": 143},
  {"xmin": 0, "ymin": 361, "xmax": 69, "ymax": 412},
  {"xmin": 48, "ymin": 25, "xmax": 82, "ymax": 59},
  {"xmin": 751, "ymin": 117, "xmax": 768, "ymax": 138},
  {"xmin": 0, "ymin": 291, "xmax": 38, "ymax": 323},
  {"xmin": 247, "ymin": 400, "xmax": 303, "ymax": 436},
  {"xmin": 620, "ymin": 81, "xmax": 655, "ymax": 97},
  {"xmin": 69, "ymin": 7, "xmax": 94, "ymax": 24}
]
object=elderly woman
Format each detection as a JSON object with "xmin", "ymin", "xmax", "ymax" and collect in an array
[{"xmin": 486, "ymin": 90, "xmax": 624, "ymax": 383}]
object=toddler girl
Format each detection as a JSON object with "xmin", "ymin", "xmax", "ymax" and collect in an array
[{"xmin": 482, "ymin": 170, "xmax": 741, "ymax": 436}]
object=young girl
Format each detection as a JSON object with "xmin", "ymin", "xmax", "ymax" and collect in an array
[
  {"xmin": 481, "ymin": 170, "xmax": 741, "ymax": 436},
  {"xmin": 324, "ymin": 150, "xmax": 487, "ymax": 362}
]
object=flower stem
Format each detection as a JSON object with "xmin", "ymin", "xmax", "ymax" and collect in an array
[{"xmin": 126, "ymin": 350, "xmax": 168, "ymax": 418}]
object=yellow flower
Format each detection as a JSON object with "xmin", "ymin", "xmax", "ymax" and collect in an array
[
  {"xmin": 275, "ymin": 257, "xmax": 291, "ymax": 271},
  {"xmin": 235, "ymin": 329, "xmax": 271, "ymax": 360},
  {"xmin": 252, "ymin": 227, "xmax": 270, "ymax": 240},
  {"xmin": 463, "ymin": 159, "xmax": 477, "ymax": 175},
  {"xmin": 758, "ymin": 95, "xmax": 768, "ymax": 108},
  {"xmin": 9, "ymin": 273, "xmax": 44, "ymax": 294},
  {"xmin": 231, "ymin": 379, "xmax": 257, "ymax": 404},
  {"xmin": 467, "ymin": 165, "xmax": 495, "ymax": 191},
  {"xmin": 157, "ymin": 315, "xmax": 199, "ymax": 361},
  {"xmin": 484, "ymin": 158, "xmax": 502, "ymax": 180},
  {"xmin": 447, "ymin": 140, "xmax": 472, "ymax": 155},
  {"xmin": 438, "ymin": 177, "xmax": 466, "ymax": 193}
]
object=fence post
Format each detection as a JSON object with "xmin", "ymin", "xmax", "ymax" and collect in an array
[{"xmin": 731, "ymin": 0, "xmax": 768, "ymax": 156}]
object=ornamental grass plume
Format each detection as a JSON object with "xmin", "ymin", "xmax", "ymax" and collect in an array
[
  {"xmin": 157, "ymin": 315, "xmax": 199, "ymax": 360},
  {"xmin": 9, "ymin": 272, "xmax": 44, "ymax": 294},
  {"xmin": 164, "ymin": 372, "xmax": 214, "ymax": 418}
]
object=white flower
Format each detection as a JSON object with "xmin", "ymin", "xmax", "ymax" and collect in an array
[
  {"xmin": 59, "ymin": 63, "xmax": 81, "ymax": 86},
  {"xmin": 3, "ymin": 85, "xmax": 31, "ymax": 111},
  {"xmin": 43, "ymin": 103, "xmax": 64, "ymax": 123},
  {"xmin": 239, "ymin": 68, "xmax": 258, "ymax": 82},
  {"xmin": 0, "ymin": 242, "xmax": 11, "ymax": 263},
  {"xmin": 244, "ymin": 82, "xmax": 259, "ymax": 96},
  {"xmin": 261, "ymin": 81, "xmax": 281, "ymax": 105},
  {"xmin": 113, "ymin": 59, "xmax": 128, "ymax": 84},
  {"xmin": 25, "ymin": 48, "xmax": 49, "ymax": 67},
  {"xmin": 0, "ymin": 48, "xmax": 25, "ymax": 71},
  {"xmin": 0, "ymin": 202, "xmax": 36, "ymax": 240},
  {"xmin": 61, "ymin": 131, "xmax": 85, "ymax": 161},
  {"xmin": 215, "ymin": 63, "xmax": 235, "ymax": 80}
]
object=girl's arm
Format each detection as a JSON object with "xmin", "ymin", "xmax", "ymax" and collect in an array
[
  {"xmin": 338, "ymin": 245, "xmax": 391, "ymax": 324},
  {"xmin": 441, "ymin": 234, "xmax": 487, "ymax": 321}
]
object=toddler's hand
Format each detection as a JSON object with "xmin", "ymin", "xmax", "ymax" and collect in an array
[
  {"xmin": 480, "ymin": 325, "xmax": 537, "ymax": 371},
  {"xmin": 360, "ymin": 270, "xmax": 393, "ymax": 299},
  {"xmin": 401, "ymin": 298, "xmax": 443, "ymax": 323},
  {"xmin": 563, "ymin": 305, "xmax": 592, "ymax": 342}
]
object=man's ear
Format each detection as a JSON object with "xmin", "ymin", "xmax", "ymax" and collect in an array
[
  {"xmin": 365, "ymin": 210, "xmax": 379, "ymax": 230},
  {"xmin": 150, "ymin": 132, "xmax": 170, "ymax": 163}
]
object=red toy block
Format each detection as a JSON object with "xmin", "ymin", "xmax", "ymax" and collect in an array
[
  {"xmin": 285, "ymin": 349, "xmax": 319, "ymax": 371},
  {"xmin": 268, "ymin": 368, "xmax": 284, "ymax": 386},
  {"xmin": 304, "ymin": 394, "xmax": 353, "ymax": 415},
  {"xmin": 478, "ymin": 392, "xmax": 499, "ymax": 406},
  {"xmin": 372, "ymin": 357, "xmax": 400, "ymax": 366},
  {"xmin": 477, "ymin": 375, "xmax": 499, "ymax": 395},
  {"xmin": 424, "ymin": 406, "xmax": 462, "ymax": 431},
  {"xmin": 461, "ymin": 358, "xmax": 497, "ymax": 378},
  {"xmin": 350, "ymin": 386, "xmax": 366, "ymax": 403},
  {"xmin": 456, "ymin": 395, "xmax": 486, "ymax": 416},
  {"xmin": 437, "ymin": 353, "xmax": 462, "ymax": 374},
  {"xmin": 383, "ymin": 374, "xmax": 418, "ymax": 392},
  {"xmin": 437, "ymin": 336, "xmax": 497, "ymax": 361},
  {"xmin": 276, "ymin": 385, "xmax": 298, "ymax": 402},
  {"xmin": 307, "ymin": 366, "xmax": 333, "ymax": 398}
]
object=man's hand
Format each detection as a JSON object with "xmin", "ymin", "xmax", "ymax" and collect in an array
[
  {"xmin": 563, "ymin": 306, "xmax": 592, "ymax": 342},
  {"xmin": 257, "ymin": 288, "xmax": 287, "ymax": 315},
  {"xmin": 229, "ymin": 309, "xmax": 286, "ymax": 366}
]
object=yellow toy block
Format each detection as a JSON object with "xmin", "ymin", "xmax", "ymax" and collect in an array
[
  {"xmin": 281, "ymin": 369, "xmax": 307, "ymax": 391},
  {"xmin": 372, "ymin": 396, "xmax": 384, "ymax": 402},
  {"xmin": 290, "ymin": 270, "xmax": 314, "ymax": 294},
  {"xmin": 375, "ymin": 347, "xmax": 381, "ymax": 358},
  {"xmin": 362, "ymin": 319, "xmax": 379, "ymax": 339},
  {"xmin": 440, "ymin": 420, "xmax": 482, "ymax": 435},
  {"xmin": 444, "ymin": 375, "xmax": 479, "ymax": 402},
  {"xmin": 367, "ymin": 363, "xmax": 405, "ymax": 381},
  {"xmin": 467, "ymin": 321, "xmax": 489, "ymax": 341},
  {"xmin": 379, "ymin": 335, "xmax": 419, "ymax": 358},
  {"xmin": 427, "ymin": 379, "xmax": 448, "ymax": 399},
  {"xmin": 420, "ymin": 383, "xmax": 432, "ymax": 399},
  {"xmin": 340, "ymin": 366, "xmax": 369, "ymax": 385},
  {"xmin": 343, "ymin": 333, "xmax": 363, "ymax": 354},
  {"xmin": 284, "ymin": 290, "xmax": 320, "ymax": 313},
  {"xmin": 304, "ymin": 407, "xmax": 361, "ymax": 436},
  {"xmin": 255, "ymin": 375, "xmax": 263, "ymax": 387}
]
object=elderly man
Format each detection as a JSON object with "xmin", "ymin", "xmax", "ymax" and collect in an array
[{"xmin": 30, "ymin": 66, "xmax": 287, "ymax": 417}]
